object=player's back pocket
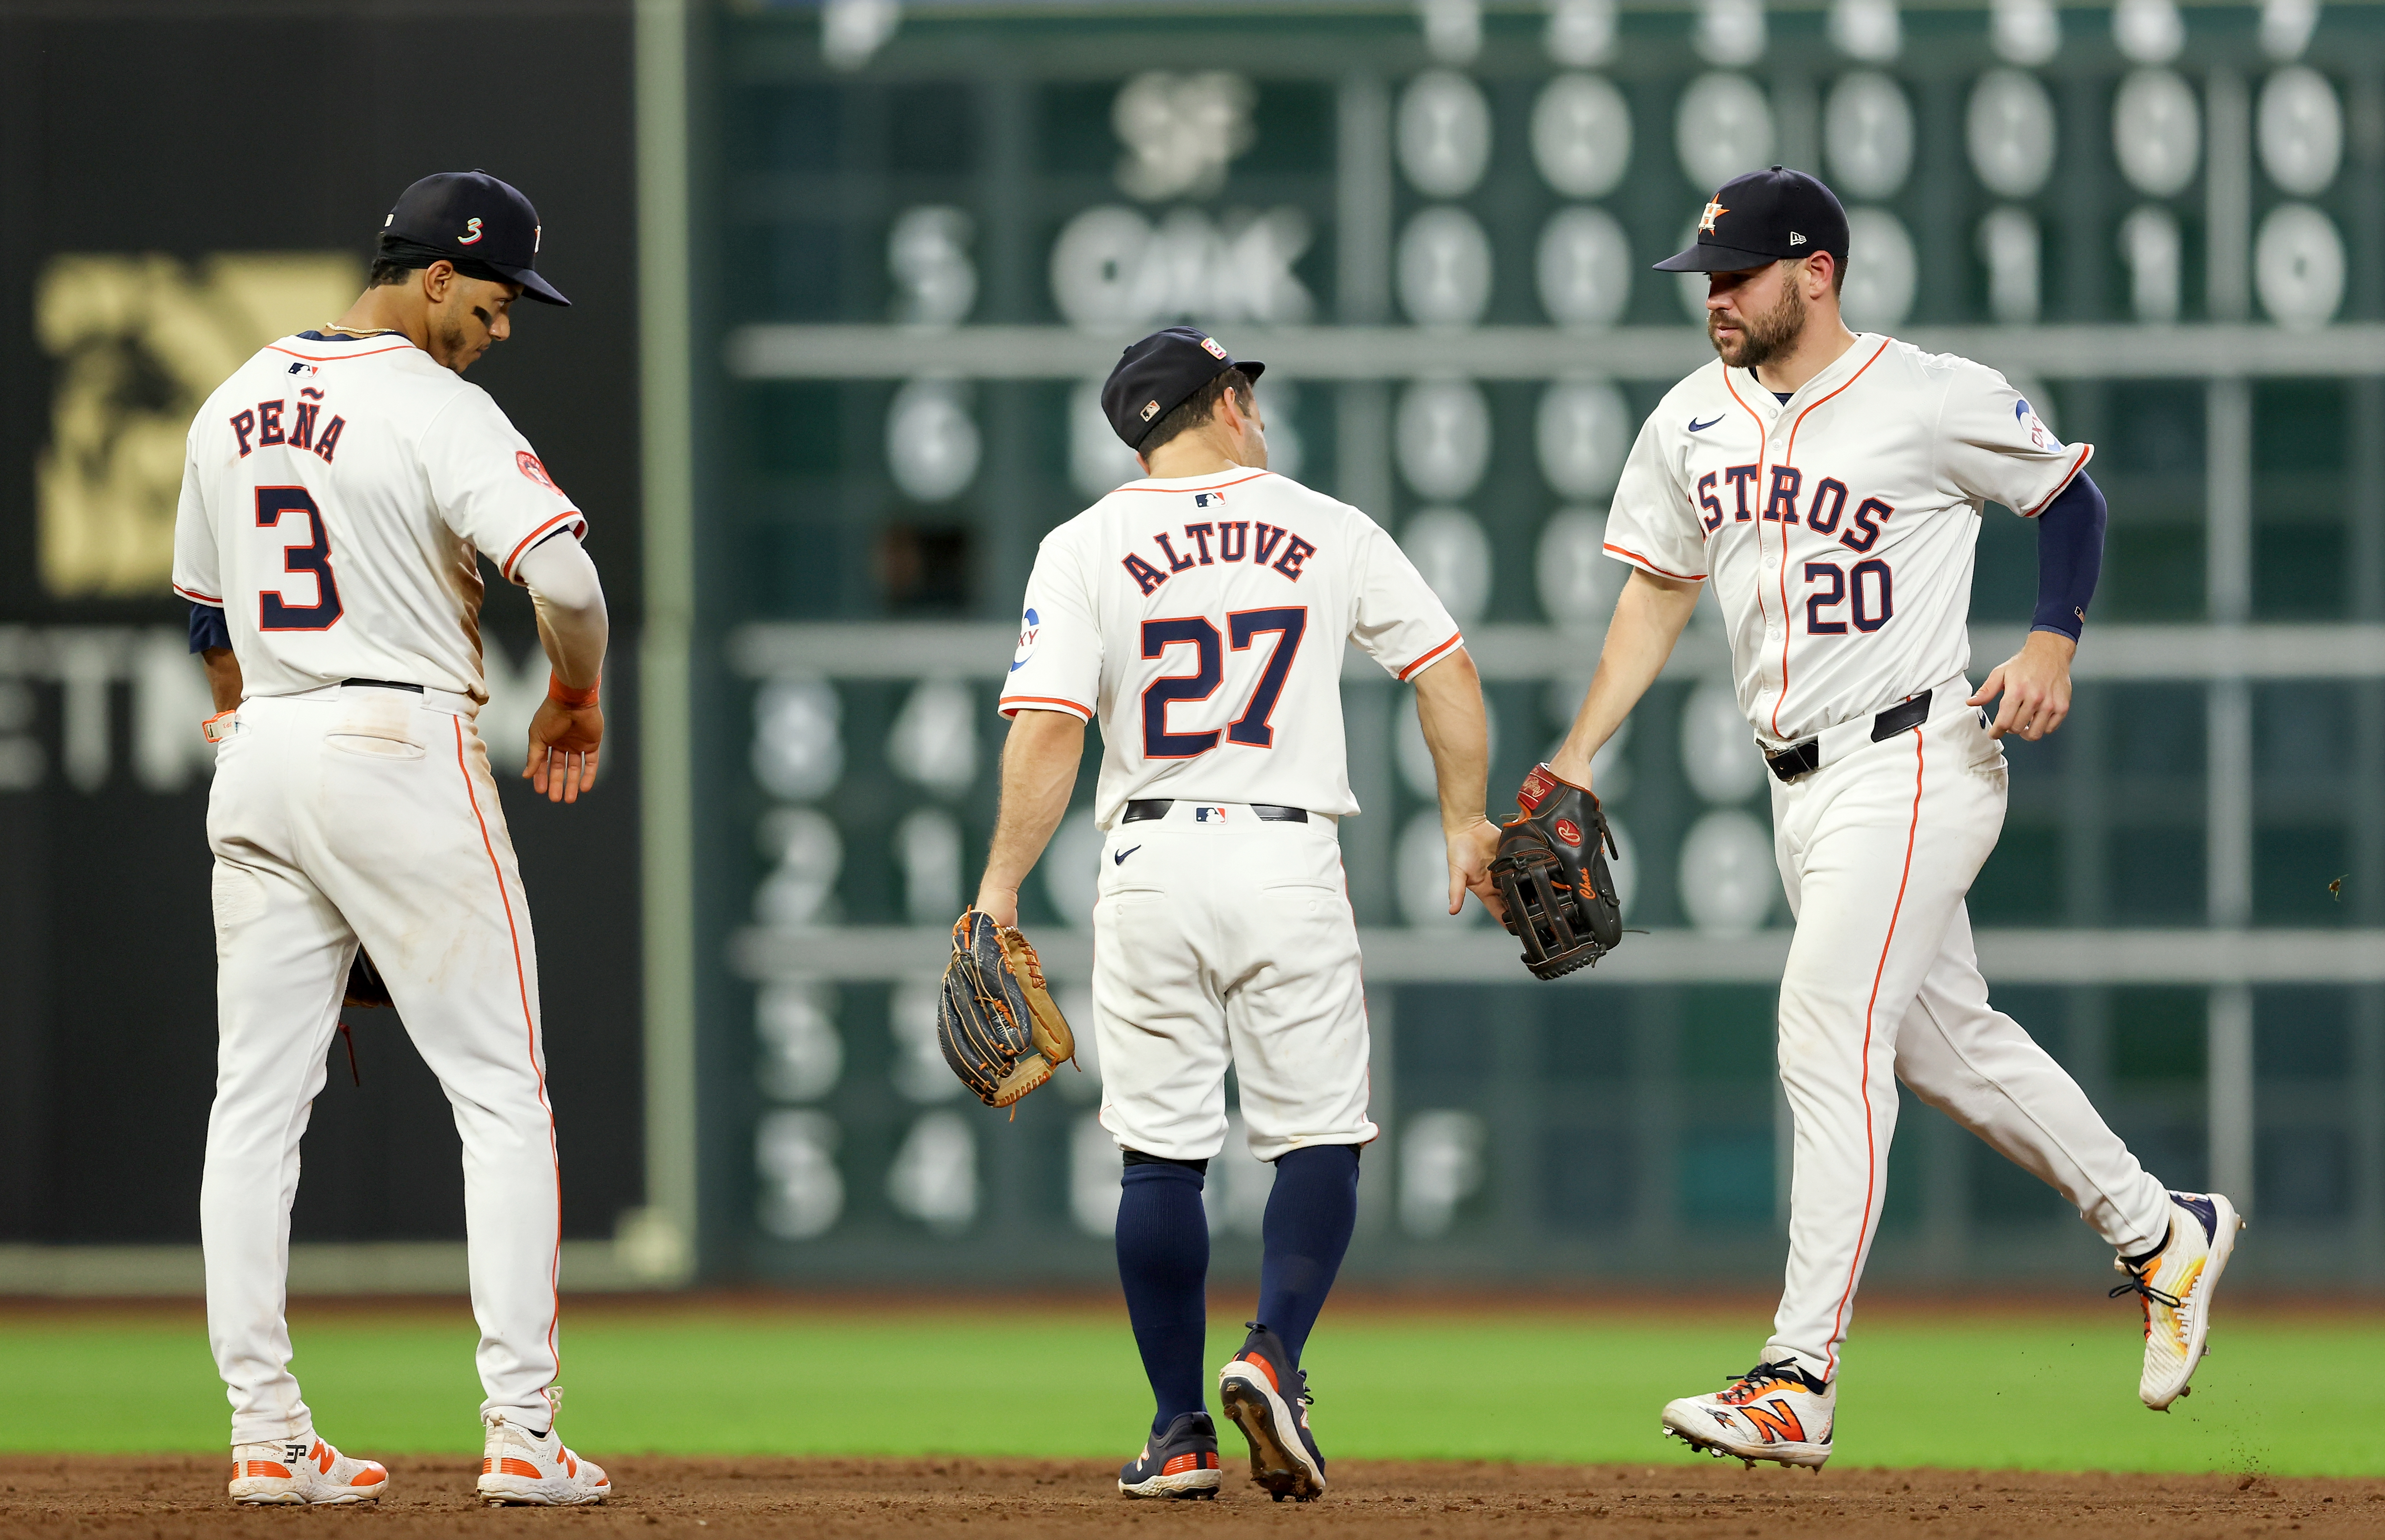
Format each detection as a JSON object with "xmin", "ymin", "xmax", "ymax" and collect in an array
[{"xmin": 324, "ymin": 697, "xmax": 426, "ymax": 760}]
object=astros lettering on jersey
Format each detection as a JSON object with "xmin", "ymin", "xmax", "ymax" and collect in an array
[
  {"xmin": 1601, "ymin": 335, "xmax": 2086, "ymax": 746},
  {"xmin": 1002, "ymin": 468, "xmax": 1461, "ymax": 828},
  {"xmin": 172, "ymin": 329, "xmax": 587, "ymax": 701}
]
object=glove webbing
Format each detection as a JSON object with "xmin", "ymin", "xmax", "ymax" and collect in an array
[{"xmin": 947, "ymin": 947, "xmax": 1028, "ymax": 1101}]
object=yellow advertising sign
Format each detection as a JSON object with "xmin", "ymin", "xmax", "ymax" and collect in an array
[{"xmin": 36, "ymin": 253, "xmax": 360, "ymax": 598}]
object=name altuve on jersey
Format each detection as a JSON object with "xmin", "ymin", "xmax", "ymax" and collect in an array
[{"xmin": 1121, "ymin": 507, "xmax": 1317, "ymax": 596}]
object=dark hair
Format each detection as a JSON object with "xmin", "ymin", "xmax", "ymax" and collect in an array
[
  {"xmin": 367, "ymin": 256, "xmax": 422, "ymax": 289},
  {"xmin": 1785, "ymin": 252, "xmax": 1848, "ymax": 296},
  {"xmin": 1142, "ymin": 367, "xmax": 1255, "ymax": 454}
]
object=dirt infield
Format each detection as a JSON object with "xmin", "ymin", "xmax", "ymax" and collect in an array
[{"xmin": 5, "ymin": 1456, "xmax": 2380, "ymax": 1538}]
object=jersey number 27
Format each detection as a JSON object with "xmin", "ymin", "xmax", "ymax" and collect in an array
[
  {"xmin": 1141, "ymin": 608, "xmax": 1307, "ymax": 760},
  {"xmin": 256, "ymin": 486, "xmax": 344, "ymax": 631}
]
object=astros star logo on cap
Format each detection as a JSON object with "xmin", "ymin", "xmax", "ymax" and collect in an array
[{"xmin": 1699, "ymin": 199, "xmax": 1729, "ymax": 234}]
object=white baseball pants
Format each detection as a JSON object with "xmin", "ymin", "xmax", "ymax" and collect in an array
[
  {"xmin": 1763, "ymin": 681, "xmax": 2173, "ymax": 1382},
  {"xmin": 200, "ymin": 685, "xmax": 563, "ymax": 1444},
  {"xmin": 1092, "ymin": 801, "xmax": 1379, "ymax": 1164}
]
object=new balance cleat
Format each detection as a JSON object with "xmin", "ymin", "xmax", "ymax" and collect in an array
[
  {"xmin": 2113, "ymin": 1190, "xmax": 2243, "ymax": 1410},
  {"xmin": 1661, "ymin": 1360, "xmax": 1835, "ymax": 1470},
  {"xmin": 1117, "ymin": 1410, "xmax": 1223, "ymax": 1499},
  {"xmin": 227, "ymin": 1434, "xmax": 387, "ymax": 1505},
  {"xmin": 1217, "ymin": 1322, "xmax": 1325, "ymax": 1501},
  {"xmin": 477, "ymin": 1409, "xmax": 610, "ymax": 1506}
]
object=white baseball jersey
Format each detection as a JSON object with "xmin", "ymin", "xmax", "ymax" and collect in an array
[
  {"xmin": 1598, "ymin": 330, "xmax": 2172, "ymax": 1391},
  {"xmin": 172, "ymin": 330, "xmax": 586, "ymax": 703},
  {"xmin": 1001, "ymin": 467, "xmax": 1462, "ymax": 827},
  {"xmin": 1602, "ymin": 334, "xmax": 2089, "ymax": 747}
]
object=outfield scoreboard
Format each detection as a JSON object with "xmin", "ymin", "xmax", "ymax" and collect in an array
[{"xmin": 691, "ymin": 1, "xmax": 2385, "ymax": 1284}]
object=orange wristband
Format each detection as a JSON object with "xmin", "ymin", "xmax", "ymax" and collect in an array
[{"xmin": 548, "ymin": 672, "xmax": 601, "ymax": 708}]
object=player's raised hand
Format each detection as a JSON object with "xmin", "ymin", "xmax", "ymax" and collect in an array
[
  {"xmin": 524, "ymin": 696, "xmax": 603, "ymax": 803},
  {"xmin": 1448, "ymin": 815, "xmax": 1505, "ymax": 919},
  {"xmin": 1970, "ymin": 629, "xmax": 2077, "ymax": 741}
]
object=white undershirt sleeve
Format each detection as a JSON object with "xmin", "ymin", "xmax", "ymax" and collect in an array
[{"xmin": 514, "ymin": 531, "xmax": 608, "ymax": 689}]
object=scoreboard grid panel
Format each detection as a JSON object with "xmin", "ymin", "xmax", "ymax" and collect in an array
[{"xmin": 693, "ymin": 2, "xmax": 2385, "ymax": 1284}]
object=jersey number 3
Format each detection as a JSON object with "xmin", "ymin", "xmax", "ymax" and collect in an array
[
  {"xmin": 1141, "ymin": 608, "xmax": 1308, "ymax": 760},
  {"xmin": 256, "ymin": 486, "xmax": 344, "ymax": 631}
]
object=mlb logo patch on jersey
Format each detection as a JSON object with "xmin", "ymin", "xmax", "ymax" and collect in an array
[
  {"xmin": 1193, "ymin": 805, "xmax": 1228, "ymax": 824},
  {"xmin": 1194, "ymin": 490, "xmax": 1224, "ymax": 508}
]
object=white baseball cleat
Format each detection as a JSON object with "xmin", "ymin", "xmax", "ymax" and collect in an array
[
  {"xmin": 1660, "ymin": 1360, "xmax": 1836, "ymax": 1469},
  {"xmin": 227, "ymin": 1434, "xmax": 388, "ymax": 1505},
  {"xmin": 1217, "ymin": 1323, "xmax": 1326, "ymax": 1501},
  {"xmin": 477, "ymin": 1409, "xmax": 611, "ymax": 1506},
  {"xmin": 2114, "ymin": 1190, "xmax": 2244, "ymax": 1411}
]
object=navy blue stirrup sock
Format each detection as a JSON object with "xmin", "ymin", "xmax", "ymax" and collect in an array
[
  {"xmin": 1116, "ymin": 1160, "xmax": 1210, "ymax": 1435},
  {"xmin": 1255, "ymin": 1143, "xmax": 1361, "ymax": 1368}
]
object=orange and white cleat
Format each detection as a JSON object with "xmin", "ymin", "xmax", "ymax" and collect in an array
[
  {"xmin": 477, "ymin": 1408, "xmax": 610, "ymax": 1506},
  {"xmin": 2114, "ymin": 1190, "xmax": 2244, "ymax": 1410},
  {"xmin": 1117, "ymin": 1410, "xmax": 1222, "ymax": 1499},
  {"xmin": 1661, "ymin": 1360, "xmax": 1836, "ymax": 1469},
  {"xmin": 1217, "ymin": 1323, "xmax": 1325, "ymax": 1501},
  {"xmin": 227, "ymin": 1434, "xmax": 388, "ymax": 1505}
]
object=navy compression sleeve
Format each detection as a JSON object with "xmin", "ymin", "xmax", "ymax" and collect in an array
[
  {"xmin": 2031, "ymin": 470, "xmax": 2106, "ymax": 642},
  {"xmin": 188, "ymin": 601, "xmax": 231, "ymax": 654}
]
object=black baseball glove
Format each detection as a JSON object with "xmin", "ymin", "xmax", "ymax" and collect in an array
[
  {"xmin": 938, "ymin": 910, "xmax": 1077, "ymax": 1110},
  {"xmin": 1491, "ymin": 762, "xmax": 1623, "ymax": 980}
]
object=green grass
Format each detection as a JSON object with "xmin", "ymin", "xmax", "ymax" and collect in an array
[{"xmin": 0, "ymin": 1305, "xmax": 2368, "ymax": 1476}]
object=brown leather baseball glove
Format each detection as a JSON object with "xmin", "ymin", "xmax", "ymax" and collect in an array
[{"xmin": 937, "ymin": 910, "xmax": 1077, "ymax": 1108}]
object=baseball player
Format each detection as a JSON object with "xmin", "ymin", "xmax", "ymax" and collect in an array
[
  {"xmin": 1540, "ymin": 168, "xmax": 2242, "ymax": 1467},
  {"xmin": 174, "ymin": 172, "xmax": 612, "ymax": 1507},
  {"xmin": 980, "ymin": 327, "xmax": 1501, "ymax": 1501}
]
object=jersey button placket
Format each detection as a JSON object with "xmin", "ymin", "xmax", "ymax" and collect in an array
[{"xmin": 1764, "ymin": 416, "xmax": 1784, "ymax": 648}]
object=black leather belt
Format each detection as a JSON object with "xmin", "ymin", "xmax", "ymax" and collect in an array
[
  {"xmin": 342, "ymin": 678, "xmax": 423, "ymax": 693},
  {"xmin": 1122, "ymin": 799, "xmax": 1307, "ymax": 824},
  {"xmin": 1764, "ymin": 690, "xmax": 1933, "ymax": 783}
]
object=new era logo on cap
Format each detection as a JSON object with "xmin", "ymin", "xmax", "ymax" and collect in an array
[{"xmin": 1198, "ymin": 335, "xmax": 1228, "ymax": 360}]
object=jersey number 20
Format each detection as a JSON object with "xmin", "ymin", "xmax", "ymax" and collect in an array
[
  {"xmin": 256, "ymin": 486, "xmax": 344, "ymax": 631},
  {"xmin": 1141, "ymin": 608, "xmax": 1308, "ymax": 760}
]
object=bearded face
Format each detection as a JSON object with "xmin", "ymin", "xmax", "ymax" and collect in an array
[{"xmin": 1709, "ymin": 262, "xmax": 1809, "ymax": 371}]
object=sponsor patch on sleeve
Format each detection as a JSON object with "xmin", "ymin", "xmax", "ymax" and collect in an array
[{"xmin": 1010, "ymin": 607, "xmax": 1039, "ymax": 673}]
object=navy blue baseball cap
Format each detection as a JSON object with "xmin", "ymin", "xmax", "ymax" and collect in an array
[
  {"xmin": 1101, "ymin": 326, "xmax": 1265, "ymax": 450},
  {"xmin": 380, "ymin": 170, "xmax": 569, "ymax": 306},
  {"xmin": 1655, "ymin": 166, "xmax": 1849, "ymax": 274}
]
